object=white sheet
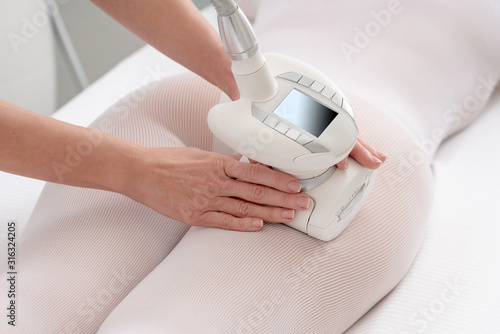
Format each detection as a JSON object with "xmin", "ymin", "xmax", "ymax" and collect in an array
[{"xmin": 345, "ymin": 89, "xmax": 500, "ymax": 333}]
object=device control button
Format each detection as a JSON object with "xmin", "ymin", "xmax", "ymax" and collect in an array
[
  {"xmin": 275, "ymin": 122, "xmax": 290, "ymax": 134},
  {"xmin": 339, "ymin": 204, "xmax": 354, "ymax": 220},
  {"xmin": 304, "ymin": 141, "xmax": 330, "ymax": 153},
  {"xmin": 338, "ymin": 184, "xmax": 367, "ymax": 221},
  {"xmin": 298, "ymin": 76, "xmax": 314, "ymax": 87},
  {"xmin": 285, "ymin": 128, "xmax": 301, "ymax": 140},
  {"xmin": 321, "ymin": 87, "xmax": 335, "ymax": 99},
  {"xmin": 342, "ymin": 99, "xmax": 354, "ymax": 117},
  {"xmin": 296, "ymin": 134, "xmax": 313, "ymax": 145},
  {"xmin": 310, "ymin": 81, "xmax": 325, "ymax": 93},
  {"xmin": 278, "ymin": 72, "xmax": 303, "ymax": 82},
  {"xmin": 252, "ymin": 107, "xmax": 268, "ymax": 122},
  {"xmin": 351, "ymin": 184, "xmax": 366, "ymax": 206},
  {"xmin": 263, "ymin": 116, "xmax": 279, "ymax": 128},
  {"xmin": 332, "ymin": 93, "xmax": 343, "ymax": 107}
]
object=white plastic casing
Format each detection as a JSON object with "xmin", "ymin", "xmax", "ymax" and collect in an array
[
  {"xmin": 207, "ymin": 53, "xmax": 377, "ymax": 241},
  {"xmin": 208, "ymin": 53, "xmax": 358, "ymax": 179},
  {"xmin": 289, "ymin": 160, "xmax": 376, "ymax": 241}
]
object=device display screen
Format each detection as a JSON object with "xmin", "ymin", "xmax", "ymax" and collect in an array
[{"xmin": 273, "ymin": 89, "xmax": 338, "ymax": 137}]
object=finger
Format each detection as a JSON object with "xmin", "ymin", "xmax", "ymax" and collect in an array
[
  {"xmin": 349, "ymin": 140, "xmax": 385, "ymax": 169},
  {"xmin": 357, "ymin": 137, "xmax": 387, "ymax": 162},
  {"xmin": 336, "ymin": 157, "xmax": 349, "ymax": 170},
  {"xmin": 201, "ymin": 211, "xmax": 264, "ymax": 232},
  {"xmin": 223, "ymin": 178, "xmax": 311, "ymax": 211},
  {"xmin": 215, "ymin": 197, "xmax": 295, "ymax": 223},
  {"xmin": 225, "ymin": 159, "xmax": 302, "ymax": 194},
  {"xmin": 229, "ymin": 153, "xmax": 243, "ymax": 161},
  {"xmin": 248, "ymin": 158, "xmax": 271, "ymax": 168}
]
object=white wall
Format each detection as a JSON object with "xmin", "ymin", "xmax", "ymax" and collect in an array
[
  {"xmin": 0, "ymin": 0, "xmax": 56, "ymax": 116},
  {"xmin": 0, "ymin": 0, "xmax": 211, "ymax": 115},
  {"xmin": 56, "ymin": 0, "xmax": 211, "ymax": 109}
]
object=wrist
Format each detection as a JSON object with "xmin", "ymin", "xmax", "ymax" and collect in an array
[
  {"xmin": 93, "ymin": 135, "xmax": 147, "ymax": 196},
  {"xmin": 198, "ymin": 49, "xmax": 240, "ymax": 101},
  {"xmin": 217, "ymin": 57, "xmax": 240, "ymax": 100}
]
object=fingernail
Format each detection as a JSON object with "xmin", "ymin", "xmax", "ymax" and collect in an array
[
  {"xmin": 376, "ymin": 150, "xmax": 387, "ymax": 160},
  {"xmin": 372, "ymin": 155, "xmax": 383, "ymax": 164},
  {"xmin": 288, "ymin": 181, "xmax": 301, "ymax": 193},
  {"xmin": 343, "ymin": 159, "xmax": 349, "ymax": 169},
  {"xmin": 252, "ymin": 219, "xmax": 263, "ymax": 229},
  {"xmin": 282, "ymin": 209, "xmax": 295, "ymax": 219},
  {"xmin": 297, "ymin": 196, "xmax": 311, "ymax": 209}
]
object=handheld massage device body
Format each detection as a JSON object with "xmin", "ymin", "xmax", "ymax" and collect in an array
[{"xmin": 208, "ymin": 1, "xmax": 376, "ymax": 241}]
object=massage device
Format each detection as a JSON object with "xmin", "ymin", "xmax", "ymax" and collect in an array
[{"xmin": 208, "ymin": 0, "xmax": 376, "ymax": 241}]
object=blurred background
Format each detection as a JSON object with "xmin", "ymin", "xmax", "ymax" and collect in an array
[{"xmin": 0, "ymin": 0, "xmax": 210, "ymax": 115}]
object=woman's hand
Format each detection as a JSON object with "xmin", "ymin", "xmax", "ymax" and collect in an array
[
  {"xmin": 125, "ymin": 147, "xmax": 311, "ymax": 232},
  {"xmin": 336, "ymin": 138, "xmax": 387, "ymax": 170}
]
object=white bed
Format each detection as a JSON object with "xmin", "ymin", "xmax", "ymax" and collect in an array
[{"xmin": 1, "ymin": 4, "xmax": 499, "ymax": 333}]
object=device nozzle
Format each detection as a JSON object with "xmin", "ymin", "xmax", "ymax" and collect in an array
[
  {"xmin": 210, "ymin": 0, "xmax": 238, "ymax": 17},
  {"xmin": 211, "ymin": 0, "xmax": 277, "ymax": 101},
  {"xmin": 211, "ymin": 0, "xmax": 259, "ymax": 61}
]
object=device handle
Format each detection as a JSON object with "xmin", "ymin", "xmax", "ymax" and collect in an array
[{"xmin": 212, "ymin": 0, "xmax": 278, "ymax": 101}]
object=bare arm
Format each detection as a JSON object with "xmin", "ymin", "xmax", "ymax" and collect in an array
[
  {"xmin": 0, "ymin": 99, "xmax": 142, "ymax": 192},
  {"xmin": 0, "ymin": 100, "xmax": 310, "ymax": 231},
  {"xmin": 90, "ymin": 0, "xmax": 239, "ymax": 100},
  {"xmin": 87, "ymin": 0, "xmax": 386, "ymax": 169},
  {"xmin": 0, "ymin": 1, "xmax": 385, "ymax": 231}
]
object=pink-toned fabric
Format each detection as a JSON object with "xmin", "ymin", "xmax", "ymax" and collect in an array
[
  {"xmin": 1, "ymin": 73, "xmax": 432, "ymax": 333},
  {"xmin": 253, "ymin": 0, "xmax": 500, "ymax": 156},
  {"xmin": 2, "ymin": 0, "xmax": 499, "ymax": 333}
]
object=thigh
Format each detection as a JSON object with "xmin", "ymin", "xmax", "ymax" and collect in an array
[
  {"xmin": 97, "ymin": 95, "xmax": 434, "ymax": 334},
  {"xmin": 1, "ymin": 73, "xmax": 222, "ymax": 333},
  {"xmin": 11, "ymin": 186, "xmax": 189, "ymax": 333}
]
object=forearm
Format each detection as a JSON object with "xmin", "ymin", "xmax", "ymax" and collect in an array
[
  {"xmin": 90, "ymin": 0, "xmax": 238, "ymax": 99},
  {"xmin": 0, "ymin": 99, "xmax": 143, "ymax": 193}
]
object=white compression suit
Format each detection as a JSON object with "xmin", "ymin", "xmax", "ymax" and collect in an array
[{"xmin": 2, "ymin": 0, "xmax": 499, "ymax": 333}]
